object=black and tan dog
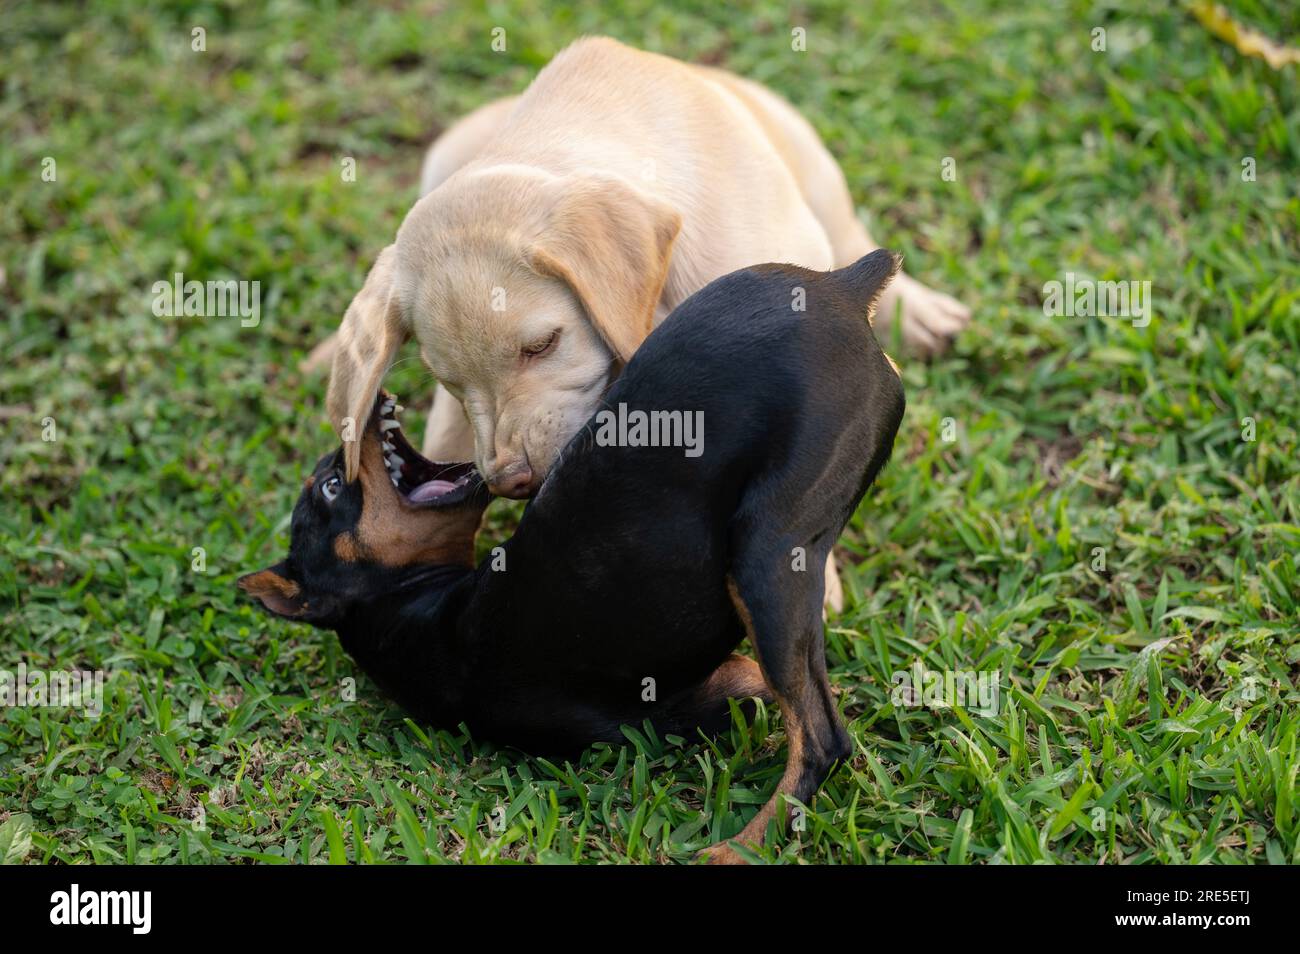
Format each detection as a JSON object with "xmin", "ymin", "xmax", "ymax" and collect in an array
[{"xmin": 240, "ymin": 250, "xmax": 905, "ymax": 862}]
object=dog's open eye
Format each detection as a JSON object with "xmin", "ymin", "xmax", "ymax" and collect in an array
[
  {"xmin": 521, "ymin": 330, "xmax": 559, "ymax": 358},
  {"xmin": 320, "ymin": 475, "xmax": 341, "ymax": 502}
]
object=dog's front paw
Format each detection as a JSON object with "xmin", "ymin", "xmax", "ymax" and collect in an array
[{"xmin": 877, "ymin": 272, "xmax": 971, "ymax": 356}]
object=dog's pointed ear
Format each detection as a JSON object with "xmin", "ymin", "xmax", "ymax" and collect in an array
[
  {"xmin": 528, "ymin": 174, "xmax": 681, "ymax": 363},
  {"xmin": 327, "ymin": 245, "xmax": 408, "ymax": 481},
  {"xmin": 238, "ymin": 562, "xmax": 310, "ymax": 619},
  {"xmin": 835, "ymin": 249, "xmax": 902, "ymax": 324}
]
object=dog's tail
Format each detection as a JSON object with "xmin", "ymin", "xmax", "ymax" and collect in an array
[{"xmin": 832, "ymin": 248, "xmax": 902, "ymax": 324}]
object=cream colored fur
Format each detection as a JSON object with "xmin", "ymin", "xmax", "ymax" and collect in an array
[{"xmin": 317, "ymin": 37, "xmax": 973, "ymax": 612}]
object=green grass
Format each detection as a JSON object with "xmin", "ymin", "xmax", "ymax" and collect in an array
[{"xmin": 2, "ymin": 0, "xmax": 1298, "ymax": 864}]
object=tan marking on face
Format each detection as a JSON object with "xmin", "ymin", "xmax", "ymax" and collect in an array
[
  {"xmin": 333, "ymin": 532, "xmax": 361, "ymax": 562},
  {"xmin": 304, "ymin": 474, "xmax": 316, "ymax": 490},
  {"xmin": 346, "ymin": 430, "xmax": 486, "ymax": 568}
]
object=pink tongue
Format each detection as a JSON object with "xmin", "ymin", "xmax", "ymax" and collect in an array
[{"xmin": 408, "ymin": 479, "xmax": 459, "ymax": 503}]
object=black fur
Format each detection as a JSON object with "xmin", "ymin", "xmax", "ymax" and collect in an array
[{"xmin": 243, "ymin": 252, "xmax": 905, "ymax": 761}]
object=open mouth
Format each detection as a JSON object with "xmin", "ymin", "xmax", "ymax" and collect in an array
[{"xmin": 371, "ymin": 390, "xmax": 482, "ymax": 508}]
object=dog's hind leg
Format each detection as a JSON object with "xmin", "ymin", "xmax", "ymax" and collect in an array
[
  {"xmin": 709, "ymin": 70, "xmax": 969, "ymax": 356},
  {"xmin": 702, "ymin": 539, "xmax": 852, "ymax": 864}
]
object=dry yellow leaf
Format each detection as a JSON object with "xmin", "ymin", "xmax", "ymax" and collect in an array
[{"xmin": 1190, "ymin": 1, "xmax": 1300, "ymax": 69}]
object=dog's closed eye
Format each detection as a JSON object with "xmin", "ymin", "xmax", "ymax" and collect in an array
[{"xmin": 521, "ymin": 330, "xmax": 560, "ymax": 358}]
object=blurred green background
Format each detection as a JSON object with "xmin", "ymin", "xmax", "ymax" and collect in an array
[{"xmin": 0, "ymin": 1, "xmax": 1297, "ymax": 864}]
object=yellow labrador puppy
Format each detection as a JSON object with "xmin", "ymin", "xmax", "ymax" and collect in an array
[{"xmin": 323, "ymin": 37, "xmax": 970, "ymax": 610}]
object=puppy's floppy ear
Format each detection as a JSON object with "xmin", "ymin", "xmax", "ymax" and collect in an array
[
  {"xmin": 836, "ymin": 249, "xmax": 903, "ymax": 323},
  {"xmin": 528, "ymin": 173, "xmax": 681, "ymax": 363},
  {"xmin": 326, "ymin": 245, "xmax": 408, "ymax": 481},
  {"xmin": 238, "ymin": 562, "xmax": 310, "ymax": 619}
]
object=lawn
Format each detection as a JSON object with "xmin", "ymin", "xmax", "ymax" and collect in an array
[{"xmin": 1, "ymin": 0, "xmax": 1297, "ymax": 864}]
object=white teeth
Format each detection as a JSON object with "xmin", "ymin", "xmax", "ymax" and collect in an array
[
  {"xmin": 379, "ymin": 419, "xmax": 399, "ymax": 431},
  {"xmin": 391, "ymin": 475, "xmax": 400, "ymax": 487},
  {"xmin": 382, "ymin": 440, "xmax": 395, "ymax": 452},
  {"xmin": 394, "ymin": 404, "xmax": 404, "ymax": 414},
  {"xmin": 386, "ymin": 454, "xmax": 403, "ymax": 470}
]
